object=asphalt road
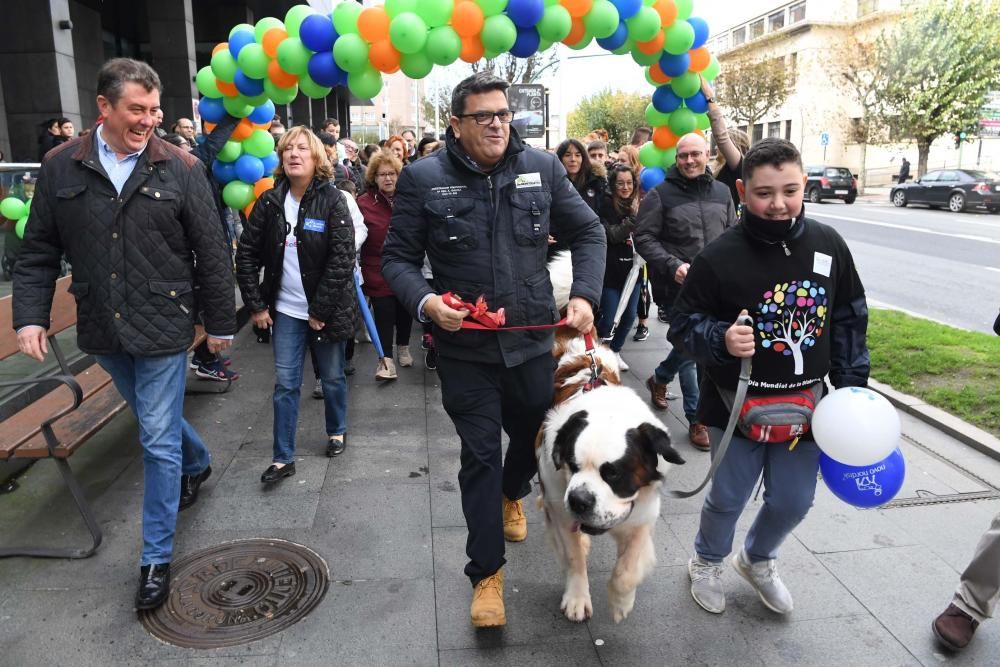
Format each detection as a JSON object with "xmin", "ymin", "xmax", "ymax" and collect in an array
[{"xmin": 806, "ymin": 198, "xmax": 1000, "ymax": 333}]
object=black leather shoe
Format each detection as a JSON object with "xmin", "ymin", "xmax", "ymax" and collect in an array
[
  {"xmin": 179, "ymin": 465, "xmax": 212, "ymax": 510},
  {"xmin": 261, "ymin": 462, "xmax": 295, "ymax": 484},
  {"xmin": 135, "ymin": 563, "xmax": 171, "ymax": 610},
  {"xmin": 326, "ymin": 434, "xmax": 346, "ymax": 457}
]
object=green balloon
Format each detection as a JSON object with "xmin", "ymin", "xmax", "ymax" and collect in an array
[
  {"xmin": 638, "ymin": 141, "xmax": 664, "ymax": 168},
  {"xmin": 333, "ymin": 33, "xmax": 370, "ymax": 73},
  {"xmin": 484, "ymin": 47, "xmax": 503, "ymax": 59},
  {"xmin": 400, "ymin": 51, "xmax": 434, "ymax": 79},
  {"xmin": 385, "ymin": 0, "xmax": 417, "ymax": 18},
  {"xmin": 702, "ymin": 56, "xmax": 721, "ymax": 81},
  {"xmin": 276, "ymin": 37, "xmax": 312, "ymax": 75},
  {"xmin": 543, "ymin": 0, "xmax": 560, "ymax": 5},
  {"xmin": 196, "ymin": 66, "xmax": 222, "ymax": 98},
  {"xmin": 229, "ymin": 23, "xmax": 255, "ymax": 39},
  {"xmin": 584, "ymin": 1, "xmax": 620, "ymax": 39},
  {"xmin": 645, "ymin": 102, "xmax": 671, "ymax": 127},
  {"xmin": 670, "ymin": 71, "xmax": 700, "ymax": 98},
  {"xmin": 660, "ymin": 147, "xmax": 677, "ymax": 169},
  {"xmin": 625, "ymin": 6, "xmax": 660, "ymax": 42},
  {"xmin": 537, "ymin": 5, "xmax": 572, "ymax": 42},
  {"xmin": 675, "ymin": 0, "xmax": 694, "ymax": 20},
  {"xmin": 566, "ymin": 30, "xmax": 593, "ymax": 51},
  {"xmin": 244, "ymin": 130, "xmax": 276, "ymax": 158},
  {"xmin": 426, "ymin": 26, "xmax": 462, "ymax": 65},
  {"xmin": 211, "ymin": 49, "xmax": 238, "ymax": 83},
  {"xmin": 237, "ymin": 43, "xmax": 270, "ymax": 80},
  {"xmin": 668, "ymin": 107, "xmax": 697, "ymax": 136},
  {"xmin": 15, "ymin": 216, "xmax": 28, "ymax": 240},
  {"xmin": 348, "ymin": 66, "xmax": 383, "ymax": 99},
  {"xmin": 217, "ymin": 140, "xmax": 242, "ymax": 163},
  {"xmin": 264, "ymin": 80, "xmax": 299, "ymax": 105},
  {"xmin": 538, "ymin": 38, "xmax": 554, "ymax": 51},
  {"xmin": 417, "ymin": 0, "xmax": 453, "ymax": 27},
  {"xmin": 663, "ymin": 21, "xmax": 695, "ymax": 55},
  {"xmin": 476, "ymin": 0, "xmax": 509, "ymax": 16},
  {"xmin": 298, "ymin": 73, "xmax": 332, "ymax": 99},
  {"xmin": 695, "ymin": 111, "xmax": 711, "ymax": 131},
  {"xmin": 255, "ymin": 17, "xmax": 285, "ymax": 43},
  {"xmin": 223, "ymin": 181, "xmax": 254, "ymax": 209},
  {"xmin": 481, "ymin": 15, "xmax": 517, "ymax": 53},
  {"xmin": 390, "ymin": 13, "xmax": 429, "ymax": 54},
  {"xmin": 223, "ymin": 95, "xmax": 254, "ymax": 118},
  {"xmin": 284, "ymin": 5, "xmax": 316, "ymax": 38},
  {"xmin": 0, "ymin": 196, "xmax": 27, "ymax": 221},
  {"xmin": 333, "ymin": 1, "xmax": 363, "ymax": 35},
  {"xmin": 242, "ymin": 91, "xmax": 270, "ymax": 107},
  {"xmin": 630, "ymin": 45, "xmax": 660, "ymax": 66}
]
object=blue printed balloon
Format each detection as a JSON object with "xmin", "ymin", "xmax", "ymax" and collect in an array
[
  {"xmin": 510, "ymin": 28, "xmax": 541, "ymax": 57},
  {"xmin": 308, "ymin": 51, "xmax": 347, "ymax": 87},
  {"xmin": 198, "ymin": 97, "xmax": 226, "ymax": 124},
  {"xmin": 611, "ymin": 0, "xmax": 642, "ymax": 20},
  {"xmin": 652, "ymin": 86, "xmax": 682, "ymax": 113},
  {"xmin": 249, "ymin": 100, "xmax": 276, "ymax": 125},
  {"xmin": 235, "ymin": 154, "xmax": 266, "ymax": 183},
  {"xmin": 212, "ymin": 160, "xmax": 237, "ymax": 184},
  {"xmin": 688, "ymin": 17, "xmax": 710, "ymax": 49},
  {"xmin": 299, "ymin": 14, "xmax": 338, "ymax": 51},
  {"xmin": 640, "ymin": 166, "xmax": 665, "ymax": 190},
  {"xmin": 597, "ymin": 21, "xmax": 629, "ymax": 51},
  {"xmin": 659, "ymin": 52, "xmax": 691, "ymax": 78},
  {"xmin": 684, "ymin": 91, "xmax": 709, "ymax": 113},
  {"xmin": 820, "ymin": 448, "xmax": 906, "ymax": 509},
  {"xmin": 228, "ymin": 30, "xmax": 256, "ymax": 59},
  {"xmin": 234, "ymin": 70, "xmax": 265, "ymax": 97},
  {"xmin": 506, "ymin": 0, "xmax": 545, "ymax": 28}
]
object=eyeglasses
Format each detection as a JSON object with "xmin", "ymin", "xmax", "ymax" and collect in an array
[
  {"xmin": 376, "ymin": 172, "xmax": 397, "ymax": 179},
  {"xmin": 615, "ymin": 180, "xmax": 633, "ymax": 189},
  {"xmin": 457, "ymin": 110, "xmax": 514, "ymax": 125},
  {"xmin": 677, "ymin": 151, "xmax": 705, "ymax": 161}
]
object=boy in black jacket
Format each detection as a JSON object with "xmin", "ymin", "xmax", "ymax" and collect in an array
[{"xmin": 668, "ymin": 138, "xmax": 870, "ymax": 616}]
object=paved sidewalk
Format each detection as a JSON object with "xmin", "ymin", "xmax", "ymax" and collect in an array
[{"xmin": 1, "ymin": 315, "xmax": 999, "ymax": 666}]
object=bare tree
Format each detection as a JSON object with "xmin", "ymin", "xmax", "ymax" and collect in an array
[
  {"xmin": 470, "ymin": 51, "xmax": 560, "ymax": 84},
  {"xmin": 715, "ymin": 56, "xmax": 791, "ymax": 143}
]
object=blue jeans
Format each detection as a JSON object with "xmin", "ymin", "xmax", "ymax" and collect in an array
[
  {"xmin": 654, "ymin": 347, "xmax": 699, "ymax": 422},
  {"xmin": 96, "ymin": 351, "xmax": 209, "ymax": 566},
  {"xmin": 272, "ymin": 311, "xmax": 347, "ymax": 464},
  {"xmin": 695, "ymin": 427, "xmax": 821, "ymax": 563},
  {"xmin": 596, "ymin": 283, "xmax": 641, "ymax": 353}
]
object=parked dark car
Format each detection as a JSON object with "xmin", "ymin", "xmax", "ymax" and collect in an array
[
  {"xmin": 805, "ymin": 165, "xmax": 858, "ymax": 204},
  {"xmin": 890, "ymin": 168, "xmax": 1000, "ymax": 213}
]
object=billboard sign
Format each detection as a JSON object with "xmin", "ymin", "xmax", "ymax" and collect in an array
[{"xmin": 508, "ymin": 84, "xmax": 545, "ymax": 139}]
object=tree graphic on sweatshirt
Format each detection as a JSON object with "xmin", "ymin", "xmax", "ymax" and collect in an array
[{"xmin": 756, "ymin": 280, "xmax": 828, "ymax": 375}]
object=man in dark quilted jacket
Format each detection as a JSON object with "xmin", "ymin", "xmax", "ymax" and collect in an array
[{"xmin": 12, "ymin": 58, "xmax": 236, "ymax": 612}]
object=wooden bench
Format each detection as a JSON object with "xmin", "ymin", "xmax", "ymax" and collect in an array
[{"xmin": 0, "ymin": 276, "xmax": 220, "ymax": 559}]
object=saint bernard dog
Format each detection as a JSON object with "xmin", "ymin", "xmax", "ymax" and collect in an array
[{"xmin": 536, "ymin": 253, "xmax": 685, "ymax": 623}]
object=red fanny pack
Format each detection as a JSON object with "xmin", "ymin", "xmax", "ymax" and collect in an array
[{"xmin": 718, "ymin": 382, "xmax": 824, "ymax": 444}]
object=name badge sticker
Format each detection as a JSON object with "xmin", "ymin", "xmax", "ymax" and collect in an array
[
  {"xmin": 813, "ymin": 252, "xmax": 833, "ymax": 277},
  {"xmin": 515, "ymin": 172, "xmax": 542, "ymax": 189},
  {"xmin": 303, "ymin": 218, "xmax": 326, "ymax": 233}
]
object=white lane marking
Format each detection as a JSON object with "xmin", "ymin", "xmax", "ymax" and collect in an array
[
  {"xmin": 876, "ymin": 209, "xmax": 906, "ymax": 216},
  {"xmin": 985, "ymin": 266, "xmax": 1000, "ymax": 273},
  {"xmin": 809, "ymin": 211, "xmax": 1000, "ymax": 245}
]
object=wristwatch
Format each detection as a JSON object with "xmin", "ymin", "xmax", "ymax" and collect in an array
[{"xmin": 705, "ymin": 97, "xmax": 716, "ymax": 104}]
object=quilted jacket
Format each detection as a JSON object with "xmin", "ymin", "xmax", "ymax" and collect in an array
[
  {"xmin": 235, "ymin": 177, "xmax": 358, "ymax": 341},
  {"xmin": 13, "ymin": 133, "xmax": 237, "ymax": 356}
]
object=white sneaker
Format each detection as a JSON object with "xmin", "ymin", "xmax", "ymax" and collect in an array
[
  {"xmin": 375, "ymin": 357, "xmax": 397, "ymax": 381},
  {"xmin": 688, "ymin": 557, "xmax": 726, "ymax": 614},
  {"xmin": 397, "ymin": 345, "xmax": 414, "ymax": 367},
  {"xmin": 615, "ymin": 352, "xmax": 629, "ymax": 372},
  {"xmin": 732, "ymin": 549, "xmax": 794, "ymax": 614}
]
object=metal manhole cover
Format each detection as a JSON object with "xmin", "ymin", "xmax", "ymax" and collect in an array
[{"xmin": 141, "ymin": 538, "xmax": 328, "ymax": 648}]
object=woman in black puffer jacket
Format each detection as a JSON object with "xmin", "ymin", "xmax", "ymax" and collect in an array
[
  {"xmin": 237, "ymin": 126, "xmax": 358, "ymax": 480},
  {"xmin": 552, "ymin": 138, "xmax": 607, "ymax": 256}
]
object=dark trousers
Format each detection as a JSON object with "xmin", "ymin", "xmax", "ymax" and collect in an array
[
  {"xmin": 437, "ymin": 352, "xmax": 555, "ymax": 586},
  {"xmin": 371, "ymin": 294, "xmax": 413, "ymax": 352}
]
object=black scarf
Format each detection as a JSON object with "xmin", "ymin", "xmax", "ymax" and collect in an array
[{"xmin": 741, "ymin": 205, "xmax": 806, "ymax": 244}]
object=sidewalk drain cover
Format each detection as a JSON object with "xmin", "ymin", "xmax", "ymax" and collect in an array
[{"xmin": 141, "ymin": 538, "xmax": 328, "ymax": 648}]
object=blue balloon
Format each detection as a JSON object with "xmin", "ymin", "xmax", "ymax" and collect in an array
[
  {"xmin": 261, "ymin": 152, "xmax": 279, "ymax": 174},
  {"xmin": 198, "ymin": 96, "xmax": 226, "ymax": 124},
  {"xmin": 684, "ymin": 91, "xmax": 709, "ymax": 114},
  {"xmin": 234, "ymin": 70, "xmax": 265, "ymax": 97},
  {"xmin": 235, "ymin": 154, "xmax": 266, "ymax": 183},
  {"xmin": 510, "ymin": 28, "xmax": 541, "ymax": 58},
  {"xmin": 611, "ymin": 0, "xmax": 643, "ymax": 20},
  {"xmin": 820, "ymin": 448, "xmax": 906, "ymax": 508},
  {"xmin": 212, "ymin": 159, "xmax": 237, "ymax": 184},
  {"xmin": 300, "ymin": 14, "xmax": 337, "ymax": 52},
  {"xmin": 640, "ymin": 166, "xmax": 665, "ymax": 191},
  {"xmin": 688, "ymin": 17, "xmax": 710, "ymax": 49},
  {"xmin": 249, "ymin": 100, "xmax": 276, "ymax": 125},
  {"xmin": 506, "ymin": 0, "xmax": 545, "ymax": 28},
  {"xmin": 652, "ymin": 86, "xmax": 683, "ymax": 113},
  {"xmin": 228, "ymin": 30, "xmax": 256, "ymax": 59},
  {"xmin": 596, "ymin": 21, "xmax": 629, "ymax": 51},
  {"xmin": 307, "ymin": 51, "xmax": 346, "ymax": 88},
  {"xmin": 659, "ymin": 52, "xmax": 691, "ymax": 78}
]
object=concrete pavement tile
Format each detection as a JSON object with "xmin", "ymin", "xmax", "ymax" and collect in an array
[
  {"xmin": 879, "ymin": 500, "xmax": 1000, "ymax": 573},
  {"xmin": 898, "ymin": 443, "xmax": 992, "ymax": 495},
  {"xmin": 322, "ymin": 443, "xmax": 430, "ymax": 486},
  {"xmin": 750, "ymin": 614, "xmax": 920, "ymax": 666},
  {"xmin": 346, "ymin": 382, "xmax": 429, "ymax": 409},
  {"xmin": 210, "ymin": 452, "xmax": 328, "ymax": 496},
  {"xmin": 948, "ymin": 453, "xmax": 1000, "ymax": 490},
  {"xmin": 818, "ymin": 545, "xmax": 1000, "ymax": 666},
  {"xmin": 276, "ymin": 578, "xmax": 437, "ymax": 667},
  {"xmin": 438, "ymin": 640, "xmax": 602, "ymax": 666},
  {"xmin": 792, "ymin": 487, "xmax": 920, "ymax": 553},
  {"xmin": 346, "ymin": 407, "xmax": 429, "ymax": 437},
  {"xmin": 310, "ymin": 480, "xmax": 433, "ymax": 580},
  {"xmin": 180, "ymin": 490, "xmax": 321, "ymax": 532}
]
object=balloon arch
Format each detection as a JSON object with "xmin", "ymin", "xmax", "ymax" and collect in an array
[{"xmin": 201, "ymin": 0, "xmax": 717, "ymax": 214}]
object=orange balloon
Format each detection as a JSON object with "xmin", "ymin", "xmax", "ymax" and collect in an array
[
  {"xmin": 654, "ymin": 0, "xmax": 678, "ymax": 27},
  {"xmin": 212, "ymin": 42, "xmax": 229, "ymax": 56},
  {"xmin": 561, "ymin": 0, "xmax": 593, "ymax": 19},
  {"xmin": 267, "ymin": 60, "xmax": 298, "ymax": 88},
  {"xmin": 636, "ymin": 30, "xmax": 665, "ymax": 55},
  {"xmin": 358, "ymin": 7, "xmax": 391, "ymax": 42},
  {"xmin": 652, "ymin": 126, "xmax": 680, "ymax": 149},
  {"xmin": 243, "ymin": 202, "xmax": 255, "ymax": 219},
  {"xmin": 648, "ymin": 63, "xmax": 670, "ymax": 84},
  {"xmin": 254, "ymin": 177, "xmax": 275, "ymax": 198},
  {"xmin": 203, "ymin": 122, "xmax": 217, "ymax": 133},
  {"xmin": 452, "ymin": 1, "xmax": 484, "ymax": 38},
  {"xmin": 689, "ymin": 46, "xmax": 711, "ymax": 72},
  {"xmin": 262, "ymin": 28, "xmax": 287, "ymax": 58},
  {"xmin": 369, "ymin": 40, "xmax": 401, "ymax": 73},
  {"xmin": 563, "ymin": 17, "xmax": 586, "ymax": 45},
  {"xmin": 459, "ymin": 35, "xmax": 485, "ymax": 64},
  {"xmin": 231, "ymin": 118, "xmax": 254, "ymax": 142},
  {"xmin": 252, "ymin": 121, "xmax": 272, "ymax": 131},
  {"xmin": 693, "ymin": 129, "xmax": 706, "ymax": 138},
  {"xmin": 216, "ymin": 80, "xmax": 239, "ymax": 97}
]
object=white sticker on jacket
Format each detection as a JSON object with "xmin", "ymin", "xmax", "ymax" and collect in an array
[
  {"xmin": 813, "ymin": 252, "xmax": 832, "ymax": 277},
  {"xmin": 515, "ymin": 172, "xmax": 542, "ymax": 189}
]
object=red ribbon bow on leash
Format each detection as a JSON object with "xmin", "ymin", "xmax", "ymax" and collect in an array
[{"xmin": 440, "ymin": 292, "xmax": 507, "ymax": 329}]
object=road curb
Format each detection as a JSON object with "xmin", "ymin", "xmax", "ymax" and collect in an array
[{"xmin": 867, "ymin": 378, "xmax": 1000, "ymax": 462}]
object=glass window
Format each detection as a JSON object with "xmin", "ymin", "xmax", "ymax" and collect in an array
[
  {"xmin": 825, "ymin": 168, "xmax": 852, "ymax": 178},
  {"xmin": 732, "ymin": 26, "xmax": 746, "ymax": 46},
  {"xmin": 785, "ymin": 120, "xmax": 792, "ymax": 140},
  {"xmin": 768, "ymin": 121, "xmax": 782, "ymax": 138},
  {"xmin": 919, "ymin": 171, "xmax": 940, "ymax": 183},
  {"xmin": 750, "ymin": 19, "xmax": 765, "ymax": 40},
  {"xmin": 769, "ymin": 11, "xmax": 785, "ymax": 32},
  {"xmin": 857, "ymin": 0, "xmax": 877, "ymax": 17},
  {"xmin": 807, "ymin": 166, "xmax": 823, "ymax": 176},
  {"xmin": 790, "ymin": 2, "xmax": 806, "ymax": 23},
  {"xmin": 937, "ymin": 171, "xmax": 957, "ymax": 182},
  {"xmin": 753, "ymin": 123, "xmax": 764, "ymax": 143}
]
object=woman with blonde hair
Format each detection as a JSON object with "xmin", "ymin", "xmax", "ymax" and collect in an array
[
  {"xmin": 236, "ymin": 126, "xmax": 359, "ymax": 481},
  {"xmin": 702, "ymin": 76, "xmax": 749, "ymax": 210}
]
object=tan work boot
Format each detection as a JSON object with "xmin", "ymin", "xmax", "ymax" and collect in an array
[
  {"xmin": 502, "ymin": 496, "xmax": 527, "ymax": 542},
  {"xmin": 470, "ymin": 569, "xmax": 506, "ymax": 627},
  {"xmin": 375, "ymin": 357, "xmax": 397, "ymax": 381}
]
